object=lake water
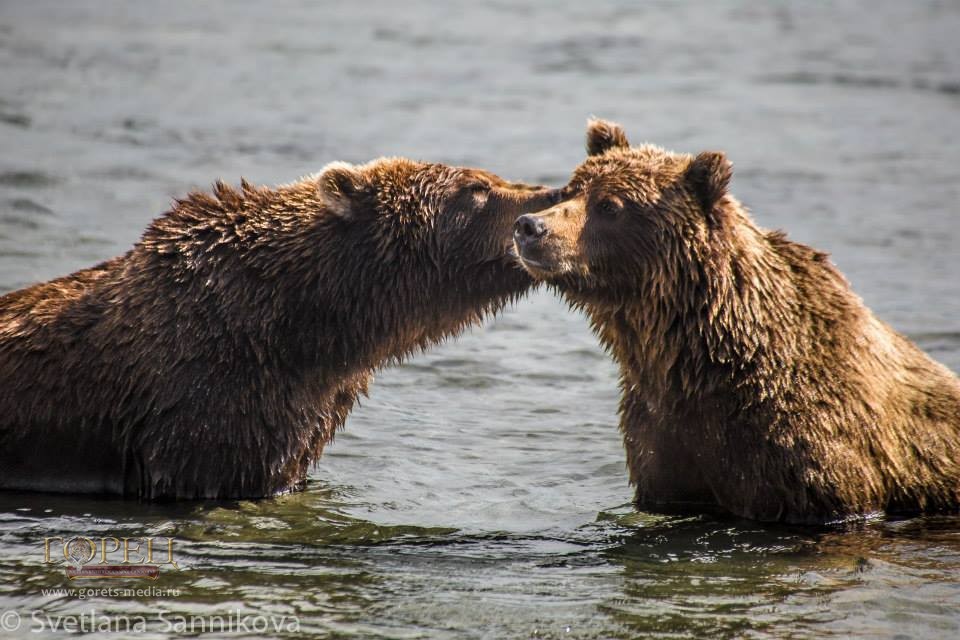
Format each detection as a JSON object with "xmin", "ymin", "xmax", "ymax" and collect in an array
[{"xmin": 0, "ymin": 1, "xmax": 958, "ymax": 638}]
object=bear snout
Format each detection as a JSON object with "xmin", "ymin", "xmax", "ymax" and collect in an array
[{"xmin": 513, "ymin": 214, "xmax": 548, "ymax": 245}]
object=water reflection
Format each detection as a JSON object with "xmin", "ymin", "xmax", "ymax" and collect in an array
[{"xmin": 2, "ymin": 489, "xmax": 958, "ymax": 638}]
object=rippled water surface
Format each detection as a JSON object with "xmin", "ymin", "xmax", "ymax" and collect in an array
[{"xmin": 1, "ymin": 1, "xmax": 959, "ymax": 638}]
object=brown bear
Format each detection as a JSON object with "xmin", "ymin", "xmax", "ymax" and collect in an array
[
  {"xmin": 0, "ymin": 157, "xmax": 561, "ymax": 499},
  {"xmin": 513, "ymin": 119, "xmax": 960, "ymax": 524}
]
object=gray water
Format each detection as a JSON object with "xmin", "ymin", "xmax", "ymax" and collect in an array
[{"xmin": 1, "ymin": 1, "xmax": 959, "ymax": 638}]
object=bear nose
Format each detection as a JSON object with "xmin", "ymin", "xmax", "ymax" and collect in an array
[{"xmin": 514, "ymin": 214, "xmax": 547, "ymax": 242}]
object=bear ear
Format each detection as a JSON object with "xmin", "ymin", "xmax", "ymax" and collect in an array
[
  {"xmin": 586, "ymin": 118, "xmax": 630, "ymax": 156},
  {"xmin": 686, "ymin": 151, "xmax": 732, "ymax": 217},
  {"xmin": 318, "ymin": 161, "xmax": 364, "ymax": 219}
]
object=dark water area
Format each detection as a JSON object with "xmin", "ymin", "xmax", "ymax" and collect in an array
[{"xmin": 0, "ymin": 1, "xmax": 958, "ymax": 638}]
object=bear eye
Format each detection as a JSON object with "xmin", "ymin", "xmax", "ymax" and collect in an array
[{"xmin": 595, "ymin": 197, "xmax": 624, "ymax": 217}]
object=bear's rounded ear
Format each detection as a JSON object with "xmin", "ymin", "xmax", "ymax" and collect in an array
[
  {"xmin": 318, "ymin": 161, "xmax": 364, "ymax": 219},
  {"xmin": 686, "ymin": 151, "xmax": 732, "ymax": 218},
  {"xmin": 586, "ymin": 118, "xmax": 630, "ymax": 156}
]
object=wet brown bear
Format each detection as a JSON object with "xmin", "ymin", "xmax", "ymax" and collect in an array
[
  {"xmin": 514, "ymin": 119, "xmax": 960, "ymax": 524},
  {"xmin": 0, "ymin": 157, "xmax": 560, "ymax": 499}
]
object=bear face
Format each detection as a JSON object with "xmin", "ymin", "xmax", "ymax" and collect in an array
[
  {"xmin": 512, "ymin": 119, "xmax": 731, "ymax": 302},
  {"xmin": 320, "ymin": 158, "xmax": 559, "ymax": 301}
]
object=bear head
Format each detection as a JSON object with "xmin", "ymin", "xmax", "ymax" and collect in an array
[
  {"xmin": 511, "ymin": 119, "xmax": 733, "ymax": 302},
  {"xmin": 314, "ymin": 157, "xmax": 564, "ymax": 332}
]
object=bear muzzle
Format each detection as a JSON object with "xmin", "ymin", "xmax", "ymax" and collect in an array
[{"xmin": 514, "ymin": 214, "xmax": 548, "ymax": 244}]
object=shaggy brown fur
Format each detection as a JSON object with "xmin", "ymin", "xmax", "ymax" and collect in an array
[
  {"xmin": 0, "ymin": 158, "xmax": 561, "ymax": 499},
  {"xmin": 513, "ymin": 119, "xmax": 960, "ymax": 524}
]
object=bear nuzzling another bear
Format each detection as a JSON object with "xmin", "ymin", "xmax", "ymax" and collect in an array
[
  {"xmin": 514, "ymin": 119, "xmax": 960, "ymax": 524},
  {"xmin": 0, "ymin": 158, "xmax": 560, "ymax": 499}
]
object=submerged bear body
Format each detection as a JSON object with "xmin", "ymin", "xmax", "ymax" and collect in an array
[
  {"xmin": 514, "ymin": 120, "xmax": 960, "ymax": 524},
  {"xmin": 0, "ymin": 159, "xmax": 559, "ymax": 499}
]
